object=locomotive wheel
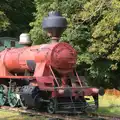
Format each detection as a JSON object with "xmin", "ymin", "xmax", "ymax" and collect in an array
[
  {"xmin": 47, "ymin": 99, "xmax": 57, "ymax": 114},
  {"xmin": 0, "ymin": 84, "xmax": 8, "ymax": 106},
  {"xmin": 19, "ymin": 96, "xmax": 28, "ymax": 109},
  {"xmin": 8, "ymin": 88, "xmax": 20, "ymax": 107}
]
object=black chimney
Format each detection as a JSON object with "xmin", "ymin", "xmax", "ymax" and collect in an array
[{"xmin": 42, "ymin": 11, "xmax": 67, "ymax": 42}]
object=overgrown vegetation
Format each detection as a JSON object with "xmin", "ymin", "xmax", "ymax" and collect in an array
[{"xmin": 0, "ymin": 0, "xmax": 120, "ymax": 89}]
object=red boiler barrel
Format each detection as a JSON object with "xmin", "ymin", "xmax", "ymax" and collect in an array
[
  {"xmin": 0, "ymin": 42, "xmax": 77, "ymax": 74},
  {"xmin": 35, "ymin": 42, "xmax": 77, "ymax": 71}
]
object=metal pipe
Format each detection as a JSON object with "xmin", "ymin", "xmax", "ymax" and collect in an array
[
  {"xmin": 49, "ymin": 65, "xmax": 59, "ymax": 87},
  {"xmin": 75, "ymin": 69, "xmax": 82, "ymax": 87}
]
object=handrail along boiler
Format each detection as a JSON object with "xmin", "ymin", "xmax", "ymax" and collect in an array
[{"xmin": 0, "ymin": 11, "xmax": 104, "ymax": 113}]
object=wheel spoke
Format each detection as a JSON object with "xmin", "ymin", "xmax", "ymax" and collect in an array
[
  {"xmin": 0, "ymin": 85, "xmax": 8, "ymax": 106},
  {"xmin": 19, "ymin": 97, "xmax": 28, "ymax": 109},
  {"xmin": 47, "ymin": 99, "xmax": 56, "ymax": 114},
  {"xmin": 8, "ymin": 89, "xmax": 19, "ymax": 107}
]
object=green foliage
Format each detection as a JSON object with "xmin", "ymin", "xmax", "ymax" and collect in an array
[
  {"xmin": 30, "ymin": 0, "xmax": 54, "ymax": 44},
  {"xmin": 79, "ymin": 0, "xmax": 120, "ymax": 88},
  {"xmin": 80, "ymin": 0, "xmax": 120, "ymax": 59},
  {"xmin": 0, "ymin": 11, "xmax": 9, "ymax": 31},
  {"xmin": 0, "ymin": 0, "xmax": 35, "ymax": 37}
]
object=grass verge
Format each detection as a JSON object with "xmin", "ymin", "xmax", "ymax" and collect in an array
[
  {"xmin": 97, "ymin": 94, "xmax": 120, "ymax": 116},
  {"xmin": 0, "ymin": 110, "xmax": 47, "ymax": 120}
]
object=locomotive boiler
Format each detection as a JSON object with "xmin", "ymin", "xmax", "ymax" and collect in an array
[{"xmin": 0, "ymin": 11, "xmax": 104, "ymax": 113}]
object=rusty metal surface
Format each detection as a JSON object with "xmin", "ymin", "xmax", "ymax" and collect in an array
[{"xmin": 0, "ymin": 42, "xmax": 77, "ymax": 77}]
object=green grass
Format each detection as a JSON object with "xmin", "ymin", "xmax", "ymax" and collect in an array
[
  {"xmin": 85, "ymin": 94, "xmax": 120, "ymax": 116},
  {"xmin": 0, "ymin": 110, "xmax": 47, "ymax": 120},
  {"xmin": 97, "ymin": 94, "xmax": 120, "ymax": 116}
]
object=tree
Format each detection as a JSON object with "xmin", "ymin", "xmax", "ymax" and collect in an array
[
  {"xmin": 80, "ymin": 0, "xmax": 120, "ymax": 60},
  {"xmin": 0, "ymin": 0, "xmax": 35, "ymax": 37},
  {"xmin": 80, "ymin": 0, "xmax": 120, "ymax": 88}
]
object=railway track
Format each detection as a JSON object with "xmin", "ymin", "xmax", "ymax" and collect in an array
[{"xmin": 0, "ymin": 106, "xmax": 120, "ymax": 120}]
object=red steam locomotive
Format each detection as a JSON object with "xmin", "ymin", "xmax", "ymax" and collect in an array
[{"xmin": 0, "ymin": 11, "xmax": 104, "ymax": 113}]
